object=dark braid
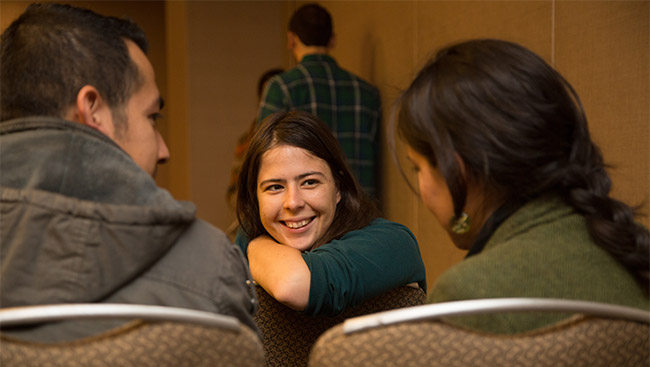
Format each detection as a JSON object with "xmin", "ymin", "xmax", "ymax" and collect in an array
[{"xmin": 560, "ymin": 94, "xmax": 649, "ymax": 286}]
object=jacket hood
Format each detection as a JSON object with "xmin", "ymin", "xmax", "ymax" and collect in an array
[{"xmin": 1, "ymin": 117, "xmax": 196, "ymax": 306}]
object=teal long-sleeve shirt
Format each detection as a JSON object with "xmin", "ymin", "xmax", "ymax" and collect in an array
[{"xmin": 235, "ymin": 218, "xmax": 426, "ymax": 316}]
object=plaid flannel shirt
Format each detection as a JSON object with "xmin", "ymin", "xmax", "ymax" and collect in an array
[{"xmin": 257, "ymin": 54, "xmax": 381, "ymax": 197}]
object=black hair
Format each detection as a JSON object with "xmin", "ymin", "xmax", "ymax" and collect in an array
[
  {"xmin": 257, "ymin": 68, "xmax": 284, "ymax": 99},
  {"xmin": 288, "ymin": 3, "xmax": 332, "ymax": 47},
  {"xmin": 1, "ymin": 3, "xmax": 148, "ymax": 128},
  {"xmin": 392, "ymin": 39, "xmax": 649, "ymax": 287}
]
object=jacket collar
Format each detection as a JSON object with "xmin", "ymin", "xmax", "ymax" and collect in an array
[{"xmin": 0, "ymin": 116, "xmax": 185, "ymax": 209}]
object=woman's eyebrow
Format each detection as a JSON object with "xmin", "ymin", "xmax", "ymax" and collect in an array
[
  {"xmin": 259, "ymin": 178, "xmax": 285, "ymax": 187},
  {"xmin": 259, "ymin": 171, "xmax": 325, "ymax": 187},
  {"xmin": 296, "ymin": 171, "xmax": 325, "ymax": 180}
]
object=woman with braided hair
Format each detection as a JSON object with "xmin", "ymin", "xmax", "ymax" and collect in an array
[{"xmin": 392, "ymin": 39, "xmax": 649, "ymax": 333}]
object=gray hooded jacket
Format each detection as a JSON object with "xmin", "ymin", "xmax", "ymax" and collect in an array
[{"xmin": 0, "ymin": 117, "xmax": 258, "ymax": 341}]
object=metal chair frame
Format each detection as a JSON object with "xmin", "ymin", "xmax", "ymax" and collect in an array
[
  {"xmin": 0, "ymin": 303, "xmax": 241, "ymax": 331},
  {"xmin": 343, "ymin": 298, "xmax": 650, "ymax": 334}
]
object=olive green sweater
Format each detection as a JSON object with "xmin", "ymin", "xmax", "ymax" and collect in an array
[{"xmin": 429, "ymin": 196, "xmax": 649, "ymax": 333}]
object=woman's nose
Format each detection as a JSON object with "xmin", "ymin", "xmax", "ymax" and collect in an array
[{"xmin": 283, "ymin": 186, "xmax": 305, "ymax": 210}]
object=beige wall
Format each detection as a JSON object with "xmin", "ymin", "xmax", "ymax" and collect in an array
[
  {"xmin": 165, "ymin": 1, "xmax": 291, "ymax": 232},
  {"xmin": 3, "ymin": 1, "xmax": 648, "ymax": 290},
  {"xmin": 185, "ymin": 1, "xmax": 290, "ymax": 232}
]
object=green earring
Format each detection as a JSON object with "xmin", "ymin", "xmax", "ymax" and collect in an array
[{"xmin": 450, "ymin": 212, "xmax": 471, "ymax": 234}]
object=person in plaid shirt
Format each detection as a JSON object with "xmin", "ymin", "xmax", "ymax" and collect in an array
[{"xmin": 257, "ymin": 3, "xmax": 381, "ymax": 198}]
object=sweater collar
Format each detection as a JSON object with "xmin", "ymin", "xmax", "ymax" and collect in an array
[
  {"xmin": 465, "ymin": 200, "xmax": 523, "ymax": 258},
  {"xmin": 466, "ymin": 195, "xmax": 568, "ymax": 258}
]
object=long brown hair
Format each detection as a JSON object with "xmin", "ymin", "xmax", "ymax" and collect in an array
[{"xmin": 237, "ymin": 110, "xmax": 379, "ymax": 249}]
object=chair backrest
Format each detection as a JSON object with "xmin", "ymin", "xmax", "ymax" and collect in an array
[
  {"xmin": 254, "ymin": 284, "xmax": 426, "ymax": 367},
  {"xmin": 309, "ymin": 298, "xmax": 650, "ymax": 367},
  {"xmin": 0, "ymin": 303, "xmax": 265, "ymax": 367}
]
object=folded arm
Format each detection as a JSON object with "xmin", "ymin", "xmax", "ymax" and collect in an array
[{"xmin": 247, "ymin": 235, "xmax": 311, "ymax": 310}]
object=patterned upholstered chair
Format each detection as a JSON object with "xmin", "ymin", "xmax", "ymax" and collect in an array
[
  {"xmin": 0, "ymin": 303, "xmax": 265, "ymax": 367},
  {"xmin": 254, "ymin": 284, "xmax": 426, "ymax": 367},
  {"xmin": 308, "ymin": 298, "xmax": 650, "ymax": 367}
]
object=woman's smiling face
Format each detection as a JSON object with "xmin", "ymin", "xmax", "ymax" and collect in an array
[{"xmin": 257, "ymin": 144, "xmax": 341, "ymax": 251}]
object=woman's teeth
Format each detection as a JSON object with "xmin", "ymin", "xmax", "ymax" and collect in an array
[{"xmin": 285, "ymin": 219, "xmax": 311, "ymax": 229}]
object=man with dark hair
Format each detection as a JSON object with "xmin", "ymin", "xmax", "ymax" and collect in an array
[
  {"xmin": 0, "ymin": 3, "xmax": 258, "ymax": 341},
  {"xmin": 258, "ymin": 3, "xmax": 381, "ymax": 198}
]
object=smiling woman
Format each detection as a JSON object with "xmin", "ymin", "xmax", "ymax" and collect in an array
[
  {"xmin": 236, "ymin": 110, "xmax": 426, "ymax": 314},
  {"xmin": 256, "ymin": 144, "xmax": 341, "ymax": 252}
]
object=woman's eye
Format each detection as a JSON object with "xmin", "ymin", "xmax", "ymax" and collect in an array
[
  {"xmin": 265, "ymin": 184, "xmax": 283, "ymax": 192},
  {"xmin": 302, "ymin": 179, "xmax": 319, "ymax": 187}
]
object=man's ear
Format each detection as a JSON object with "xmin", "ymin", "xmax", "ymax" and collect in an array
[
  {"xmin": 327, "ymin": 33, "xmax": 336, "ymax": 49},
  {"xmin": 287, "ymin": 31, "xmax": 297, "ymax": 50},
  {"xmin": 73, "ymin": 85, "xmax": 116, "ymax": 139}
]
